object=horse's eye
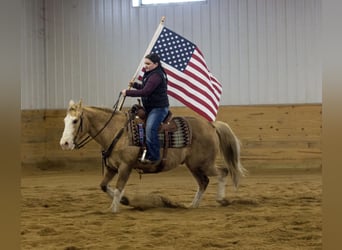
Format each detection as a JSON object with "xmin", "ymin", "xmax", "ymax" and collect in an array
[{"xmin": 73, "ymin": 119, "xmax": 78, "ymax": 124}]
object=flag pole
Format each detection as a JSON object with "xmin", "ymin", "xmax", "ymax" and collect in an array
[{"xmin": 118, "ymin": 16, "xmax": 166, "ymax": 110}]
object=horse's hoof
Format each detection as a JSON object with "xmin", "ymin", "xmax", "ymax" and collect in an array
[
  {"xmin": 188, "ymin": 203, "xmax": 199, "ymax": 208},
  {"xmin": 120, "ymin": 196, "xmax": 130, "ymax": 206},
  {"xmin": 217, "ymin": 199, "xmax": 231, "ymax": 206}
]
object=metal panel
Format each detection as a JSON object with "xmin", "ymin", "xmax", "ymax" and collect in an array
[
  {"xmin": 21, "ymin": 0, "xmax": 46, "ymax": 109},
  {"xmin": 21, "ymin": 0, "xmax": 322, "ymax": 109}
]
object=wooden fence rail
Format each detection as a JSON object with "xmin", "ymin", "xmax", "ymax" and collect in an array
[{"xmin": 21, "ymin": 104, "xmax": 321, "ymax": 171}]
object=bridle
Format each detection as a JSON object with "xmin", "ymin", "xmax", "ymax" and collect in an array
[
  {"xmin": 72, "ymin": 111, "xmax": 89, "ymax": 149},
  {"xmin": 73, "ymin": 94, "xmax": 122, "ymax": 149}
]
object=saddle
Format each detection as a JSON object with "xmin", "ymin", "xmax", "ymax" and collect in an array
[{"xmin": 127, "ymin": 104, "xmax": 192, "ymax": 172}]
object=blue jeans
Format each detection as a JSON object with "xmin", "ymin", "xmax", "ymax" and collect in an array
[{"xmin": 145, "ymin": 107, "xmax": 169, "ymax": 161}]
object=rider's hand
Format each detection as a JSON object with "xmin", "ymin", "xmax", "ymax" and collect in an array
[
  {"xmin": 128, "ymin": 81, "xmax": 134, "ymax": 88},
  {"xmin": 121, "ymin": 89, "xmax": 126, "ymax": 97}
]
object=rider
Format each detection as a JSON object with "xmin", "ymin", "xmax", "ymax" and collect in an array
[{"xmin": 121, "ymin": 53, "xmax": 169, "ymax": 164}]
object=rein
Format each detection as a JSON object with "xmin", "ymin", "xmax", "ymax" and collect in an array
[
  {"xmin": 74, "ymin": 94, "xmax": 121, "ymax": 149},
  {"xmin": 100, "ymin": 119, "xmax": 128, "ymax": 174},
  {"xmin": 100, "ymin": 109, "xmax": 130, "ymax": 175}
]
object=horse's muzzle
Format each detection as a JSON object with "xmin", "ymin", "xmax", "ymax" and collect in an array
[{"xmin": 60, "ymin": 139, "xmax": 75, "ymax": 150}]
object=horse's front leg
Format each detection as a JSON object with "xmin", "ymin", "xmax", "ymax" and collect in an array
[
  {"xmin": 109, "ymin": 164, "xmax": 132, "ymax": 213},
  {"xmin": 100, "ymin": 167, "xmax": 118, "ymax": 198}
]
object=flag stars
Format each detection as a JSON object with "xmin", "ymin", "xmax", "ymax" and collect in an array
[{"xmin": 151, "ymin": 27, "xmax": 196, "ymax": 72}]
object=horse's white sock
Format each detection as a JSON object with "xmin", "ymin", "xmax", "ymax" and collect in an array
[
  {"xmin": 191, "ymin": 189, "xmax": 204, "ymax": 208},
  {"xmin": 110, "ymin": 188, "xmax": 125, "ymax": 213},
  {"xmin": 217, "ymin": 175, "xmax": 227, "ymax": 201}
]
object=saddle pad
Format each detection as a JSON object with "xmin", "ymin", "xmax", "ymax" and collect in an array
[{"xmin": 129, "ymin": 117, "xmax": 192, "ymax": 148}]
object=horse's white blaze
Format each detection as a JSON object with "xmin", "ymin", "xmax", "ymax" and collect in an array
[{"xmin": 59, "ymin": 114, "xmax": 77, "ymax": 150}]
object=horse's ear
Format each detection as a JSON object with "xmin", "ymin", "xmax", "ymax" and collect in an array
[
  {"xmin": 78, "ymin": 99, "xmax": 83, "ymax": 108},
  {"xmin": 69, "ymin": 100, "xmax": 75, "ymax": 107}
]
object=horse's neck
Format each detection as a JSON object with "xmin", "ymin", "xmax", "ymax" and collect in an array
[{"xmin": 83, "ymin": 106, "xmax": 126, "ymax": 148}]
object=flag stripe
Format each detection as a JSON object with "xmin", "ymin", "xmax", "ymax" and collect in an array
[
  {"xmin": 186, "ymin": 64, "xmax": 220, "ymax": 101},
  {"xmin": 182, "ymin": 67, "xmax": 220, "ymax": 106},
  {"xmin": 168, "ymin": 83, "xmax": 217, "ymax": 119},
  {"xmin": 190, "ymin": 50, "xmax": 223, "ymax": 94},
  {"xmin": 210, "ymin": 76, "xmax": 222, "ymax": 95},
  {"xmin": 190, "ymin": 51, "xmax": 223, "ymax": 98},
  {"xmin": 190, "ymin": 53, "xmax": 212, "ymax": 80},
  {"xmin": 167, "ymin": 88, "xmax": 215, "ymax": 122},
  {"xmin": 191, "ymin": 50, "xmax": 219, "ymax": 87},
  {"xmin": 165, "ymin": 66, "xmax": 219, "ymax": 110},
  {"xmin": 167, "ymin": 75, "xmax": 218, "ymax": 116}
]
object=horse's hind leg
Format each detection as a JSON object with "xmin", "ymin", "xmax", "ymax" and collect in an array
[
  {"xmin": 188, "ymin": 168, "xmax": 209, "ymax": 208},
  {"xmin": 216, "ymin": 167, "xmax": 230, "ymax": 206}
]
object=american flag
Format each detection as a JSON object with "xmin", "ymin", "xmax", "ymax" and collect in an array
[{"xmin": 136, "ymin": 27, "xmax": 222, "ymax": 122}]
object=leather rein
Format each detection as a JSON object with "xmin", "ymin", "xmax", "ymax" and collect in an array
[
  {"xmin": 73, "ymin": 111, "xmax": 115, "ymax": 150},
  {"xmin": 73, "ymin": 94, "xmax": 122, "ymax": 150}
]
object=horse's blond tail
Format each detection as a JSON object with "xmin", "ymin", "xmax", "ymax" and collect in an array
[{"xmin": 214, "ymin": 121, "xmax": 247, "ymax": 189}]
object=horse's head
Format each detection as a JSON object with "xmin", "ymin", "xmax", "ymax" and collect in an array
[{"xmin": 60, "ymin": 100, "xmax": 84, "ymax": 150}]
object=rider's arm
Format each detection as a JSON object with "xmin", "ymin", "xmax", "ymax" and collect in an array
[{"xmin": 125, "ymin": 73, "xmax": 161, "ymax": 97}]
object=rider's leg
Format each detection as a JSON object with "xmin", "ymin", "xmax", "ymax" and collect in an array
[{"xmin": 144, "ymin": 107, "xmax": 168, "ymax": 162}]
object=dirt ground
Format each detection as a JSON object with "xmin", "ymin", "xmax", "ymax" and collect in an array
[{"xmin": 21, "ymin": 166, "xmax": 322, "ymax": 250}]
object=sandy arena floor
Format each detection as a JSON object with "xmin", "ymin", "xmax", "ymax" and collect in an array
[{"xmin": 21, "ymin": 166, "xmax": 322, "ymax": 250}]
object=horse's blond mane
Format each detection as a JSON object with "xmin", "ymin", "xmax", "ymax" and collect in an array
[{"xmin": 86, "ymin": 106, "xmax": 114, "ymax": 113}]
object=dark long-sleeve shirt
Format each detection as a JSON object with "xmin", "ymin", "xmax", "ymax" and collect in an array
[
  {"xmin": 125, "ymin": 68, "xmax": 169, "ymax": 113},
  {"xmin": 125, "ymin": 73, "xmax": 161, "ymax": 97}
]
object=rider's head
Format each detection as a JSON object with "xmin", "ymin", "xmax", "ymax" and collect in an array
[
  {"xmin": 145, "ymin": 53, "xmax": 161, "ymax": 65},
  {"xmin": 144, "ymin": 53, "xmax": 161, "ymax": 72}
]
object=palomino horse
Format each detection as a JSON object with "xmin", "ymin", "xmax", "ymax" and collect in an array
[{"xmin": 60, "ymin": 100, "xmax": 246, "ymax": 213}]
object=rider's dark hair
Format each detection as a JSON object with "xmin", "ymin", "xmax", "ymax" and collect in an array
[
  {"xmin": 145, "ymin": 53, "xmax": 161, "ymax": 65},
  {"xmin": 145, "ymin": 53, "xmax": 167, "ymax": 80}
]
